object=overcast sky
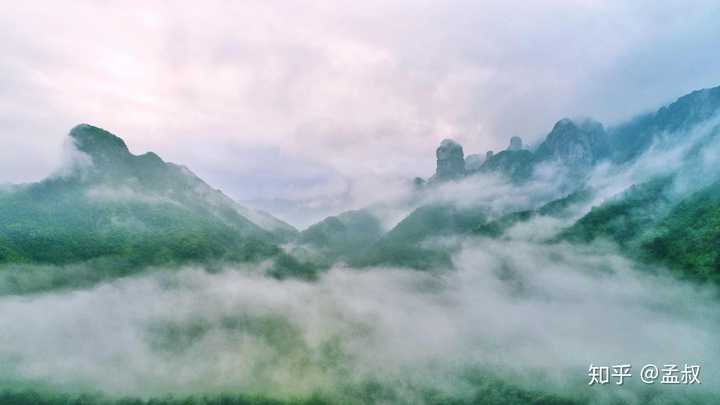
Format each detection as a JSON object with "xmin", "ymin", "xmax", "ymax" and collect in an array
[{"xmin": 1, "ymin": 1, "xmax": 720, "ymax": 226}]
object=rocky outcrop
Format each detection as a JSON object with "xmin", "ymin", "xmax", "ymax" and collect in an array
[
  {"xmin": 70, "ymin": 124, "xmax": 132, "ymax": 165},
  {"xmin": 69, "ymin": 124, "xmax": 166, "ymax": 177},
  {"xmin": 479, "ymin": 149, "xmax": 535, "ymax": 183},
  {"xmin": 466, "ymin": 150, "xmax": 498, "ymax": 173},
  {"xmin": 464, "ymin": 153, "xmax": 485, "ymax": 171},
  {"xmin": 430, "ymin": 139, "xmax": 465, "ymax": 181},
  {"xmin": 68, "ymin": 124, "xmax": 298, "ymax": 241},
  {"xmin": 535, "ymin": 118, "xmax": 609, "ymax": 170},
  {"xmin": 420, "ymin": 85, "xmax": 720, "ymax": 185}
]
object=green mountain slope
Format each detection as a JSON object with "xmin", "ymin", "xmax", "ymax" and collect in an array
[
  {"xmin": 0, "ymin": 124, "xmax": 301, "ymax": 278},
  {"xmin": 609, "ymin": 85, "xmax": 720, "ymax": 163},
  {"xmin": 642, "ymin": 180, "xmax": 720, "ymax": 282},
  {"xmin": 358, "ymin": 204, "xmax": 487, "ymax": 269},
  {"xmin": 558, "ymin": 176, "xmax": 720, "ymax": 282},
  {"xmin": 296, "ymin": 209, "xmax": 384, "ymax": 264},
  {"xmin": 474, "ymin": 188, "xmax": 594, "ymax": 238},
  {"xmin": 559, "ymin": 177, "xmax": 675, "ymax": 248}
]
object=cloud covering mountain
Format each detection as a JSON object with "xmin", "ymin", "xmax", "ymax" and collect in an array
[{"xmin": 2, "ymin": 3, "xmax": 720, "ymax": 403}]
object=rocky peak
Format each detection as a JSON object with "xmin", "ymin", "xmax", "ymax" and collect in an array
[
  {"xmin": 535, "ymin": 118, "xmax": 608, "ymax": 169},
  {"xmin": 464, "ymin": 153, "xmax": 484, "ymax": 171},
  {"xmin": 478, "ymin": 149, "xmax": 535, "ymax": 183},
  {"xmin": 67, "ymin": 124, "xmax": 168, "ymax": 180},
  {"xmin": 70, "ymin": 124, "xmax": 131, "ymax": 161},
  {"xmin": 433, "ymin": 139, "xmax": 465, "ymax": 181},
  {"xmin": 553, "ymin": 118, "xmax": 576, "ymax": 131},
  {"xmin": 508, "ymin": 136, "xmax": 523, "ymax": 151}
]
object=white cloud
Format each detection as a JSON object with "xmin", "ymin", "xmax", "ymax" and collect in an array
[
  {"xmin": 0, "ymin": 237, "xmax": 717, "ymax": 403},
  {"xmin": 0, "ymin": 0, "xmax": 719, "ymax": 225}
]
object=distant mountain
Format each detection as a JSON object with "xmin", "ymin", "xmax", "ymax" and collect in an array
[
  {"xmin": 0, "ymin": 124, "xmax": 302, "ymax": 279},
  {"xmin": 535, "ymin": 118, "xmax": 609, "ymax": 170},
  {"xmin": 475, "ymin": 188, "xmax": 594, "ymax": 238},
  {"xmin": 610, "ymin": 86, "xmax": 720, "ymax": 163},
  {"xmin": 354, "ymin": 84, "xmax": 720, "ymax": 281},
  {"xmin": 548, "ymin": 87, "xmax": 720, "ymax": 282},
  {"xmin": 5, "ymin": 84, "xmax": 720, "ymax": 286},
  {"xmin": 559, "ymin": 177, "xmax": 675, "ymax": 248},
  {"xmin": 417, "ymin": 85, "xmax": 720, "ymax": 186},
  {"xmin": 477, "ymin": 149, "xmax": 535, "ymax": 183},
  {"xmin": 294, "ymin": 209, "xmax": 384, "ymax": 266},
  {"xmin": 69, "ymin": 124, "xmax": 297, "ymax": 241},
  {"xmin": 428, "ymin": 139, "xmax": 466, "ymax": 183},
  {"xmin": 357, "ymin": 204, "xmax": 487, "ymax": 269}
]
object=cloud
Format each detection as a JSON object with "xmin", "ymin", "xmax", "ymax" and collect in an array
[
  {"xmin": 0, "ymin": 235, "xmax": 717, "ymax": 403},
  {"xmin": 0, "ymin": 0, "xmax": 719, "ymax": 224},
  {"xmin": 585, "ymin": 113, "xmax": 720, "ymax": 210}
]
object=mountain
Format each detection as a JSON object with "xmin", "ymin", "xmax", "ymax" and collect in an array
[
  {"xmin": 418, "ymin": 85, "xmax": 720, "ymax": 187},
  {"xmin": 428, "ymin": 139, "xmax": 466, "ymax": 183},
  {"xmin": 69, "ymin": 124, "xmax": 297, "ymax": 241},
  {"xmin": 357, "ymin": 203, "xmax": 487, "ymax": 269},
  {"xmin": 290, "ymin": 84, "xmax": 720, "ymax": 275},
  {"xmin": 477, "ymin": 149, "xmax": 535, "ymax": 183},
  {"xmin": 6, "ymin": 84, "xmax": 720, "ymax": 286},
  {"xmin": 295, "ymin": 209, "xmax": 384, "ymax": 265},
  {"xmin": 0, "ymin": 124, "xmax": 302, "ymax": 280},
  {"xmin": 535, "ymin": 118, "xmax": 609, "ymax": 170},
  {"xmin": 610, "ymin": 85, "xmax": 720, "ymax": 163},
  {"xmin": 548, "ymin": 86, "xmax": 720, "ymax": 281},
  {"xmin": 475, "ymin": 188, "xmax": 594, "ymax": 238},
  {"xmin": 557, "ymin": 176, "xmax": 720, "ymax": 283},
  {"xmin": 642, "ymin": 179, "xmax": 720, "ymax": 282},
  {"xmin": 559, "ymin": 177, "xmax": 675, "ymax": 247}
]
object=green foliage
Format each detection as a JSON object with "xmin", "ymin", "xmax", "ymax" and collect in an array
[
  {"xmin": 0, "ymin": 376, "xmax": 597, "ymax": 405},
  {"xmin": 474, "ymin": 189, "xmax": 593, "ymax": 238},
  {"xmin": 0, "ymin": 181, "xmax": 278, "ymax": 267},
  {"xmin": 357, "ymin": 204, "xmax": 486, "ymax": 269},
  {"xmin": 537, "ymin": 188, "xmax": 594, "ymax": 217},
  {"xmin": 0, "ymin": 125, "xmax": 309, "ymax": 288},
  {"xmin": 475, "ymin": 210, "xmax": 534, "ymax": 238},
  {"xmin": 560, "ymin": 177, "xmax": 720, "ymax": 283},
  {"xmin": 297, "ymin": 210, "xmax": 384, "ymax": 264},
  {"xmin": 560, "ymin": 177, "xmax": 674, "ymax": 247},
  {"xmin": 266, "ymin": 251, "xmax": 320, "ymax": 280},
  {"xmin": 641, "ymin": 180, "xmax": 720, "ymax": 282},
  {"xmin": 0, "ymin": 390, "xmax": 328, "ymax": 405}
]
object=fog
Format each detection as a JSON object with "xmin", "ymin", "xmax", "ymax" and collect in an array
[
  {"xmin": 586, "ymin": 114, "xmax": 720, "ymax": 209},
  {"xmin": 0, "ymin": 230, "xmax": 717, "ymax": 404},
  {"xmin": 399, "ymin": 111, "xmax": 720, "ymax": 230}
]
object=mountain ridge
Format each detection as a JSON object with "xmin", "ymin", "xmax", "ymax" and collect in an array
[
  {"xmin": 2, "ymin": 84, "xmax": 720, "ymax": 287},
  {"xmin": 417, "ymin": 84, "xmax": 720, "ymax": 186},
  {"xmin": 299, "ymin": 84, "xmax": 720, "ymax": 276},
  {"xmin": 0, "ymin": 125, "xmax": 312, "ymax": 289},
  {"xmin": 68, "ymin": 123, "xmax": 298, "ymax": 239}
]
